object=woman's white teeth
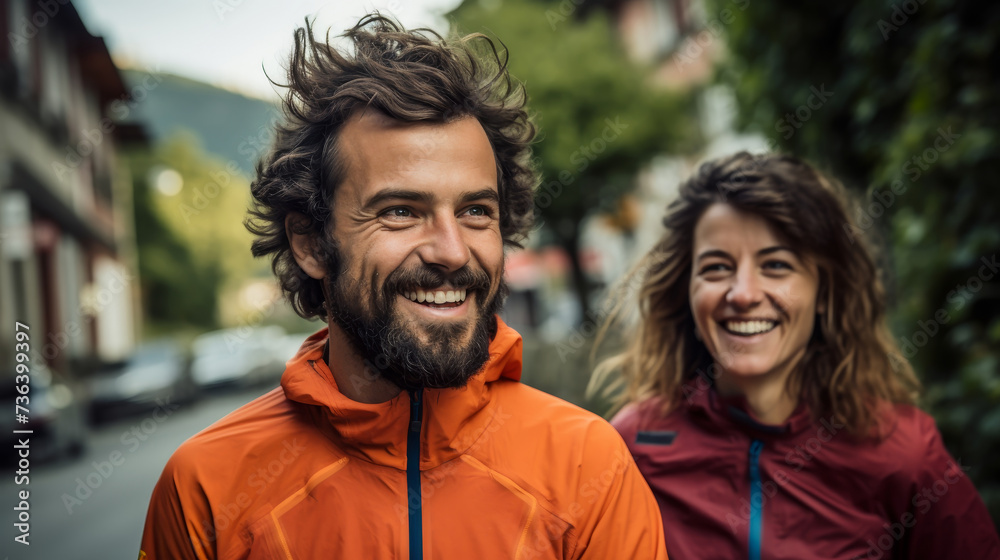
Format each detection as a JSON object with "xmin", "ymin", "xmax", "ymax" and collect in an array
[
  {"xmin": 725, "ymin": 320, "xmax": 777, "ymax": 335},
  {"xmin": 405, "ymin": 289, "xmax": 467, "ymax": 304}
]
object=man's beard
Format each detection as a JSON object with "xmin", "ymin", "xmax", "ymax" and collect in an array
[{"xmin": 320, "ymin": 240, "xmax": 506, "ymax": 392}]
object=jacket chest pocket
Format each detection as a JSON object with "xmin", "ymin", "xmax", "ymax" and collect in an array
[
  {"xmin": 247, "ymin": 460, "xmax": 406, "ymax": 559},
  {"xmin": 421, "ymin": 456, "xmax": 571, "ymax": 560}
]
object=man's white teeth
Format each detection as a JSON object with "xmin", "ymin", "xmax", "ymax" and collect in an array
[
  {"xmin": 725, "ymin": 320, "xmax": 777, "ymax": 335},
  {"xmin": 404, "ymin": 289, "xmax": 467, "ymax": 304}
]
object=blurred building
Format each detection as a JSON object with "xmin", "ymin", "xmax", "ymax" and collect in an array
[
  {"xmin": 0, "ymin": 0, "xmax": 144, "ymax": 378},
  {"xmin": 582, "ymin": 0, "xmax": 766, "ymax": 283}
]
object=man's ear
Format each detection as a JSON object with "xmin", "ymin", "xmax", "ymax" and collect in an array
[{"xmin": 286, "ymin": 213, "xmax": 326, "ymax": 280}]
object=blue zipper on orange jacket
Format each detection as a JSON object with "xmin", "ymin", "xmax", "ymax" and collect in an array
[
  {"xmin": 748, "ymin": 439, "xmax": 764, "ymax": 560},
  {"xmin": 408, "ymin": 389, "xmax": 423, "ymax": 560}
]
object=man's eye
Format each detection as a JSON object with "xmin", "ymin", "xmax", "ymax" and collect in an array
[
  {"xmin": 467, "ymin": 206, "xmax": 488, "ymax": 217},
  {"xmin": 386, "ymin": 208, "xmax": 412, "ymax": 218}
]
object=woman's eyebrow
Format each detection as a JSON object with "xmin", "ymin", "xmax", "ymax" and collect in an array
[
  {"xmin": 695, "ymin": 249, "xmax": 732, "ymax": 263},
  {"xmin": 757, "ymin": 245, "xmax": 795, "ymax": 257}
]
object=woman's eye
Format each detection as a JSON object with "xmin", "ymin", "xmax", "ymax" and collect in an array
[
  {"xmin": 763, "ymin": 260, "xmax": 792, "ymax": 270},
  {"xmin": 701, "ymin": 263, "xmax": 728, "ymax": 274}
]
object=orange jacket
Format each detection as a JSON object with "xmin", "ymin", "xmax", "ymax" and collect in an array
[{"xmin": 139, "ymin": 319, "xmax": 667, "ymax": 559}]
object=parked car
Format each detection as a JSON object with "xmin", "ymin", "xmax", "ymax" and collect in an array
[
  {"xmin": 190, "ymin": 326, "xmax": 287, "ymax": 389},
  {"xmin": 88, "ymin": 340, "xmax": 197, "ymax": 423},
  {"xmin": 1, "ymin": 363, "xmax": 87, "ymax": 463}
]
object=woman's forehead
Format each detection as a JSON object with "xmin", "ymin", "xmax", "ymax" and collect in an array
[{"xmin": 693, "ymin": 204, "xmax": 786, "ymax": 248}]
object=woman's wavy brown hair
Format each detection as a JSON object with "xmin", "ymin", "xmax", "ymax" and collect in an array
[
  {"xmin": 246, "ymin": 15, "xmax": 537, "ymax": 319},
  {"xmin": 592, "ymin": 152, "xmax": 921, "ymax": 437}
]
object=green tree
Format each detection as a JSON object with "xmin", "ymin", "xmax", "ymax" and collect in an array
[
  {"xmin": 127, "ymin": 144, "xmax": 221, "ymax": 331},
  {"xmin": 450, "ymin": 0, "xmax": 700, "ymax": 319},
  {"xmin": 127, "ymin": 132, "xmax": 272, "ymax": 333},
  {"xmin": 709, "ymin": 0, "xmax": 1000, "ymax": 525}
]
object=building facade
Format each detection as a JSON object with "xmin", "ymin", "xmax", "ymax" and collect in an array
[{"xmin": 0, "ymin": 0, "xmax": 142, "ymax": 380}]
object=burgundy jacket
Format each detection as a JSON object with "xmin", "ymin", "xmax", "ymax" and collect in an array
[{"xmin": 612, "ymin": 385, "xmax": 1000, "ymax": 559}]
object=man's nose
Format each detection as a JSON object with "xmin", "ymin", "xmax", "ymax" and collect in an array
[
  {"xmin": 726, "ymin": 268, "xmax": 764, "ymax": 309},
  {"xmin": 417, "ymin": 214, "xmax": 472, "ymax": 272}
]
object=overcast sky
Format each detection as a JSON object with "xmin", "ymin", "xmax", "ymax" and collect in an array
[{"xmin": 75, "ymin": 0, "xmax": 464, "ymax": 102}]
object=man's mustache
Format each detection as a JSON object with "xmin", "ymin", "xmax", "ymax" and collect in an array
[{"xmin": 382, "ymin": 264, "xmax": 494, "ymax": 296}]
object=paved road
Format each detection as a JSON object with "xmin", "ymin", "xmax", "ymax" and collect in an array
[{"xmin": 0, "ymin": 386, "xmax": 273, "ymax": 560}]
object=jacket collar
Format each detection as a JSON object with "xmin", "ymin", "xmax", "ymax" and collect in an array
[
  {"xmin": 685, "ymin": 379, "xmax": 813, "ymax": 437},
  {"xmin": 280, "ymin": 316, "xmax": 522, "ymax": 470}
]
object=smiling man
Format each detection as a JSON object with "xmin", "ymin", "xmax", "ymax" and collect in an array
[{"xmin": 138, "ymin": 15, "xmax": 667, "ymax": 560}]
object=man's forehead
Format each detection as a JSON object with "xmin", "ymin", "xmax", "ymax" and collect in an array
[{"xmin": 333, "ymin": 110, "xmax": 498, "ymax": 202}]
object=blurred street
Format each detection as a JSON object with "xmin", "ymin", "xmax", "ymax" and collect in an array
[{"xmin": 1, "ymin": 386, "xmax": 270, "ymax": 560}]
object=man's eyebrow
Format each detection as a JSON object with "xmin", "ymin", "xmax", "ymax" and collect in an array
[
  {"xmin": 758, "ymin": 245, "xmax": 795, "ymax": 257},
  {"xmin": 460, "ymin": 188, "xmax": 500, "ymax": 205},
  {"xmin": 362, "ymin": 189, "xmax": 433, "ymax": 211}
]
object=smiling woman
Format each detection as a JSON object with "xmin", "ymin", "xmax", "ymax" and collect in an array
[
  {"xmin": 688, "ymin": 203, "xmax": 824, "ymax": 425},
  {"xmin": 592, "ymin": 152, "xmax": 1000, "ymax": 559}
]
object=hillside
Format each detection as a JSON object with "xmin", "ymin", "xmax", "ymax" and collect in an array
[{"xmin": 121, "ymin": 70, "xmax": 282, "ymax": 174}]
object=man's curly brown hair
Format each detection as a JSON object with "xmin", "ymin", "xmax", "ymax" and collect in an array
[{"xmin": 246, "ymin": 15, "xmax": 537, "ymax": 319}]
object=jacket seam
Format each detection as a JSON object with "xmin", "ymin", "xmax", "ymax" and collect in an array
[
  {"xmin": 461, "ymin": 452, "xmax": 578, "ymax": 553},
  {"xmin": 267, "ymin": 457, "xmax": 351, "ymax": 558},
  {"xmin": 460, "ymin": 455, "xmax": 539, "ymax": 559}
]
